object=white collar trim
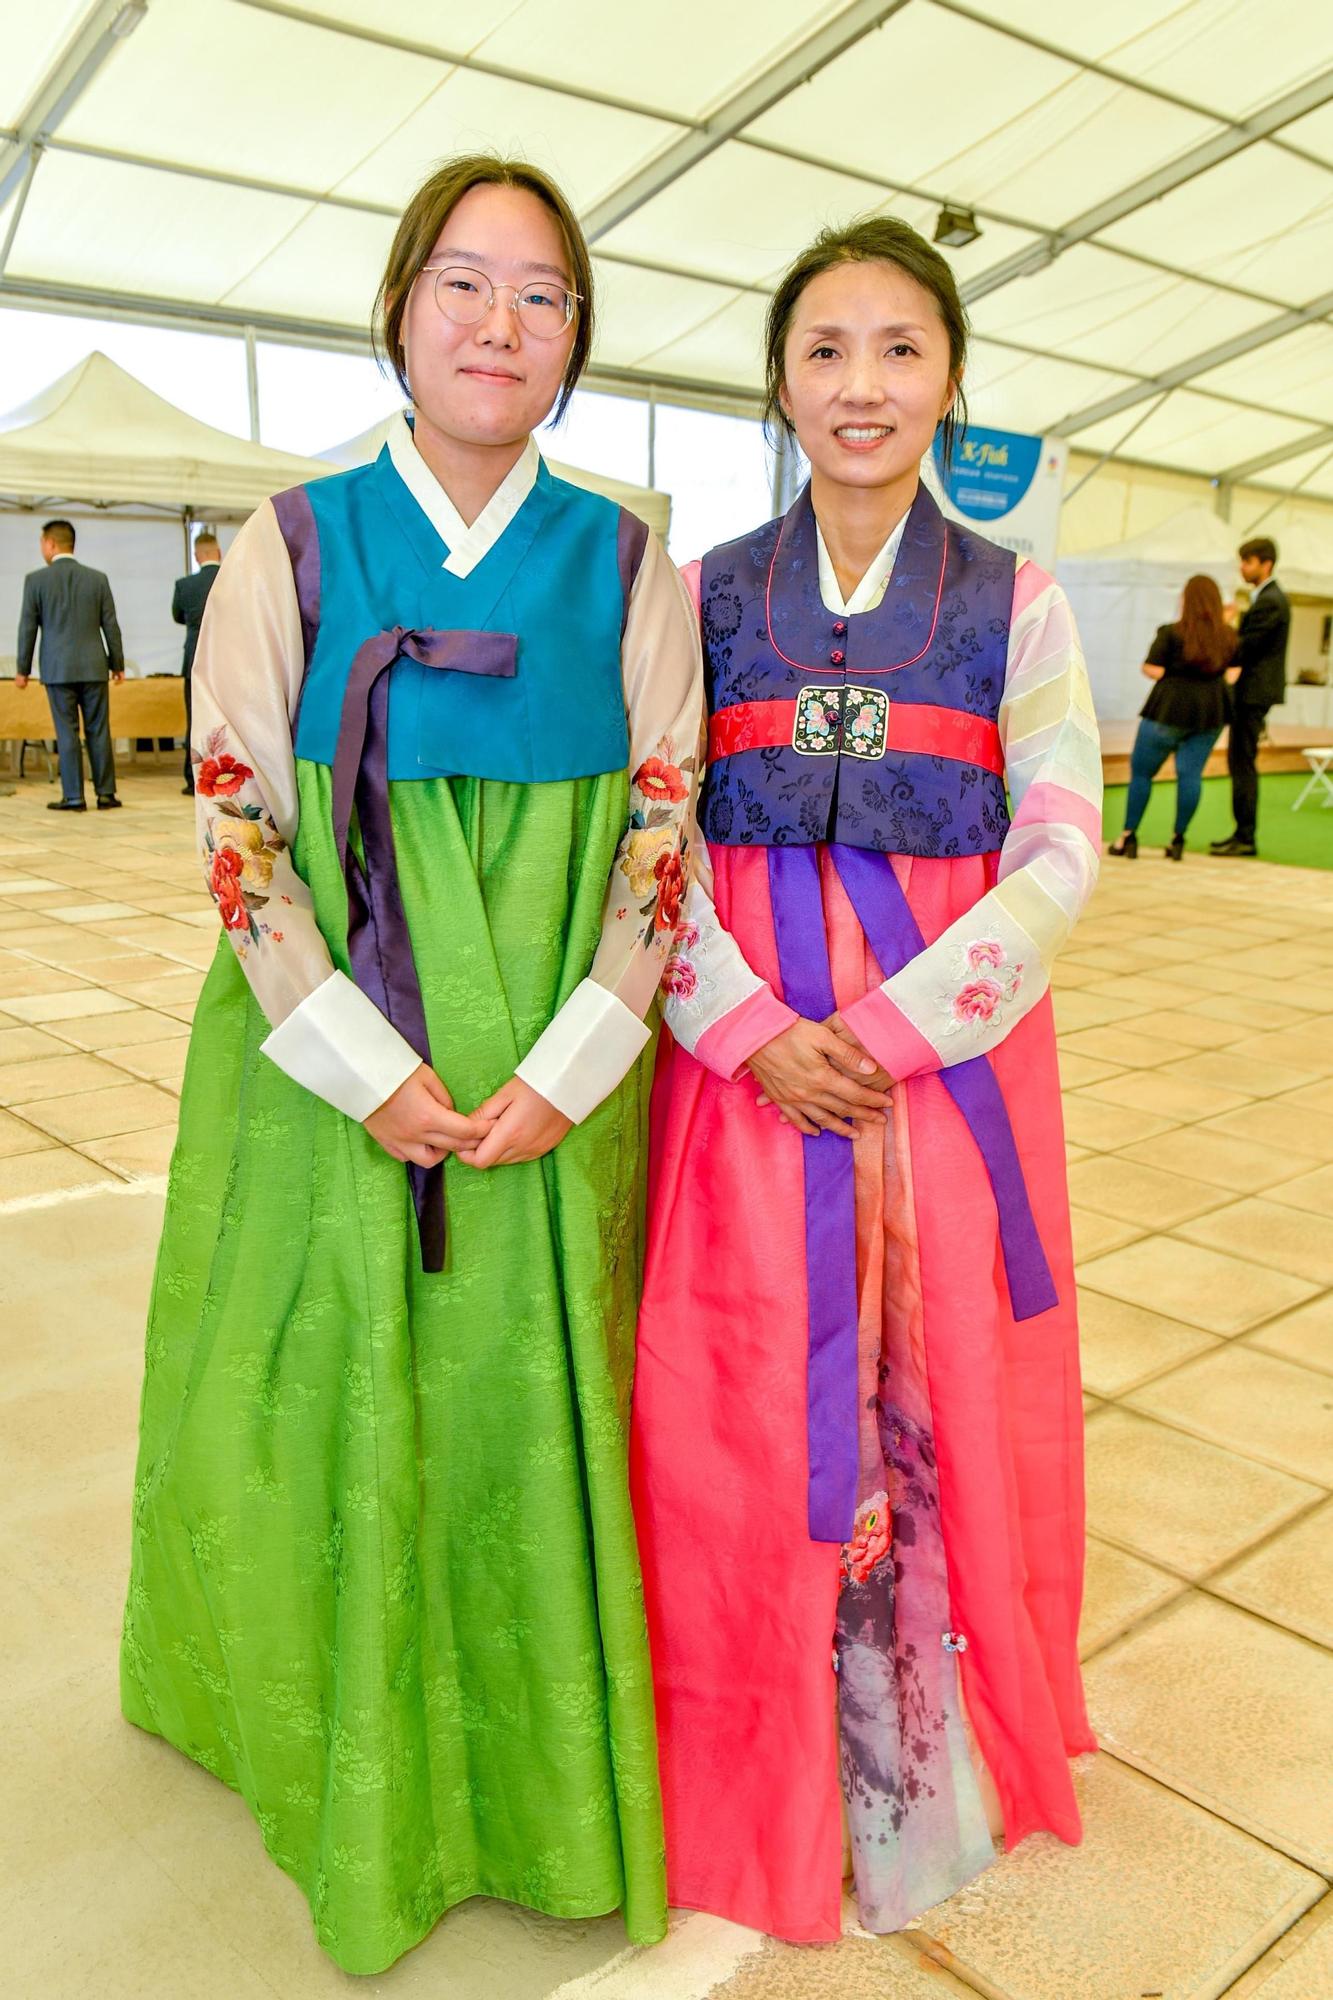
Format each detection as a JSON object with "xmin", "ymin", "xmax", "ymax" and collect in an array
[
  {"xmin": 815, "ymin": 511, "xmax": 910, "ymax": 617},
  {"xmin": 387, "ymin": 412, "xmax": 540, "ymax": 579}
]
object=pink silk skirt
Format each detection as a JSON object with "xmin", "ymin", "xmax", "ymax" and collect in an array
[{"xmin": 630, "ymin": 846, "xmax": 1094, "ymax": 1942}]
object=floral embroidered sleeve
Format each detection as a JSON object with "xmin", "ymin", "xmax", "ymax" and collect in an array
[
  {"xmin": 514, "ymin": 530, "xmax": 706, "ymax": 1123},
  {"xmin": 838, "ymin": 561, "xmax": 1102, "ymax": 1078},
  {"xmin": 190, "ymin": 502, "xmax": 421, "ymax": 1120}
]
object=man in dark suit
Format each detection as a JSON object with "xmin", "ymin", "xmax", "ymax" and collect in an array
[
  {"xmin": 15, "ymin": 520, "xmax": 123, "ymax": 812},
  {"xmin": 172, "ymin": 529, "xmax": 221, "ymax": 796},
  {"xmin": 1211, "ymin": 535, "xmax": 1289, "ymax": 858}
]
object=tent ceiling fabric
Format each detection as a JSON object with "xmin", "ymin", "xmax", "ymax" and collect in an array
[{"xmin": 3, "ymin": 0, "xmax": 1333, "ymax": 497}]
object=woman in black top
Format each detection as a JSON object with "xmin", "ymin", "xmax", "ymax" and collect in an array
[{"xmin": 1108, "ymin": 573, "xmax": 1240, "ymax": 860}]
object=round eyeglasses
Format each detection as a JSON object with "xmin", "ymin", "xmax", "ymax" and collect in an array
[{"xmin": 420, "ymin": 264, "xmax": 580, "ymax": 340}]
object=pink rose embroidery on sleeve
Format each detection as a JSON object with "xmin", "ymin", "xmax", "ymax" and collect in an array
[{"xmin": 942, "ymin": 939, "xmax": 1023, "ymax": 1036}]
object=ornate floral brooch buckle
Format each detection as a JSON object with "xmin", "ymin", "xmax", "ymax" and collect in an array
[
  {"xmin": 791, "ymin": 684, "xmax": 890, "ymax": 759},
  {"xmin": 842, "ymin": 685, "xmax": 889, "ymax": 760}
]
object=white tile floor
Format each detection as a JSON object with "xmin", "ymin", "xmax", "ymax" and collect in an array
[{"xmin": 1, "ymin": 771, "xmax": 1329, "ymax": 1999}]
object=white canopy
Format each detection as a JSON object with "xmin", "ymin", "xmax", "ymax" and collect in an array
[
  {"xmin": 320, "ymin": 415, "xmax": 673, "ymax": 540},
  {"xmin": 0, "ymin": 350, "xmax": 330, "ymax": 513},
  {"xmin": 3, "ymin": 1, "xmax": 1333, "ymax": 501},
  {"xmin": 1060, "ymin": 502, "xmax": 1333, "ymax": 721}
]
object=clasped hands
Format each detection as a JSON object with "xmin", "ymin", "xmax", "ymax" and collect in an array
[
  {"xmin": 747, "ymin": 1016, "xmax": 894, "ymax": 1139},
  {"xmin": 364, "ymin": 1066, "xmax": 570, "ymax": 1171}
]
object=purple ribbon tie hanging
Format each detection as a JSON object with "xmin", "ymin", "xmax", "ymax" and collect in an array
[
  {"xmin": 332, "ymin": 624, "xmax": 517, "ymax": 1272},
  {"xmin": 766, "ymin": 844, "xmax": 1058, "ymax": 1546},
  {"xmin": 829, "ymin": 844, "xmax": 1057, "ymax": 1324},
  {"xmin": 767, "ymin": 846, "xmax": 862, "ymax": 1544}
]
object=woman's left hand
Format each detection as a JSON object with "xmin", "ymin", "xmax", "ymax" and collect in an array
[
  {"xmin": 455, "ymin": 1076, "xmax": 573, "ymax": 1168},
  {"xmin": 824, "ymin": 1013, "xmax": 894, "ymax": 1092}
]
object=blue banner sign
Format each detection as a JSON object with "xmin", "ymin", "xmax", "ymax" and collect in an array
[{"xmin": 933, "ymin": 427, "xmax": 1044, "ymax": 522}]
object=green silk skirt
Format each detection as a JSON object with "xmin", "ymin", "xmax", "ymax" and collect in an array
[{"xmin": 121, "ymin": 765, "xmax": 667, "ymax": 1974}]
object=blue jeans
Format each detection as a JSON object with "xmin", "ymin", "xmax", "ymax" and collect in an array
[{"xmin": 1124, "ymin": 717, "xmax": 1220, "ymax": 837}]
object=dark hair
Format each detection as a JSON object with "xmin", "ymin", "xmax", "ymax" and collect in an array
[
  {"xmin": 1179, "ymin": 574, "xmax": 1236, "ymax": 675},
  {"xmin": 1238, "ymin": 536, "xmax": 1277, "ymax": 568},
  {"xmin": 42, "ymin": 518, "xmax": 75, "ymax": 550},
  {"xmin": 763, "ymin": 216, "xmax": 970, "ymax": 464},
  {"xmin": 374, "ymin": 153, "xmax": 593, "ymax": 424}
]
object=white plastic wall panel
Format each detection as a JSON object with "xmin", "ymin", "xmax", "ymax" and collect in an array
[
  {"xmin": 469, "ymin": 0, "xmax": 846, "ymax": 121},
  {"xmin": 7, "ymin": 149, "xmax": 308, "ymax": 303},
  {"xmin": 964, "ymin": 342, "xmax": 1139, "ymax": 436},
  {"xmin": 1097, "ymin": 146, "xmax": 1333, "ymax": 306},
  {"xmin": 334, "ymin": 68, "xmax": 684, "ymax": 217},
  {"xmin": 0, "ymin": 0, "xmax": 88, "ymax": 127},
  {"xmin": 598, "ymin": 146, "xmax": 897, "ymax": 287},
  {"xmin": 1069, "ymin": 390, "xmax": 1315, "ymax": 475},
  {"xmin": 221, "ymin": 205, "xmax": 399, "ymax": 328},
  {"xmin": 968, "ymin": 246, "xmax": 1278, "ymax": 378},
  {"xmin": 634, "ymin": 289, "xmax": 770, "ymax": 390},
  {"xmin": 590, "ymin": 258, "xmax": 740, "ymax": 372},
  {"xmin": 58, "ymin": 0, "xmax": 449, "ymax": 190},
  {"xmin": 1192, "ymin": 325, "xmax": 1333, "ymax": 426}
]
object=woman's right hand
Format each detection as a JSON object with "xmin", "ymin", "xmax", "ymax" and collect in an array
[
  {"xmin": 746, "ymin": 1020, "xmax": 892, "ymax": 1139},
  {"xmin": 364, "ymin": 1064, "xmax": 494, "ymax": 1168}
]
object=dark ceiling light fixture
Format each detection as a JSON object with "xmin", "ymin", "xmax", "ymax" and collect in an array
[{"xmin": 934, "ymin": 203, "xmax": 981, "ymax": 250}]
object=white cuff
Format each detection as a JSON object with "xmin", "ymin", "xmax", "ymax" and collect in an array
[
  {"xmin": 515, "ymin": 977, "xmax": 652, "ymax": 1124},
  {"xmin": 260, "ymin": 970, "xmax": 421, "ymax": 1120}
]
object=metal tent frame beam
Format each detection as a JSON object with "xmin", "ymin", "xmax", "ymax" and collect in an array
[
  {"xmin": 0, "ymin": 0, "xmax": 146, "ymax": 210},
  {"xmin": 960, "ymin": 63, "xmax": 1333, "ymax": 306},
  {"xmin": 4, "ymin": 233, "xmax": 1325, "ymax": 446},
  {"xmin": 1050, "ymin": 284, "xmax": 1333, "ymax": 439},
  {"xmin": 1221, "ymin": 422, "xmax": 1333, "ymax": 485},
  {"xmin": 581, "ymin": 0, "xmax": 909, "ymax": 238}
]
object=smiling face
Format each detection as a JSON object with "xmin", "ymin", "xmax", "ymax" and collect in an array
[
  {"xmin": 779, "ymin": 258, "xmax": 959, "ymax": 494},
  {"xmin": 400, "ymin": 181, "xmax": 577, "ymax": 452}
]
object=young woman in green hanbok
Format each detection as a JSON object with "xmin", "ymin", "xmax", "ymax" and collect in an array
[{"xmin": 121, "ymin": 155, "xmax": 702, "ymax": 1976}]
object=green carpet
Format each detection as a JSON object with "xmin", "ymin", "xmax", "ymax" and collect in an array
[{"xmin": 1103, "ymin": 771, "xmax": 1333, "ymax": 870}]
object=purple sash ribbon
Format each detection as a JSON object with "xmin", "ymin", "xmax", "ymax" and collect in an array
[
  {"xmin": 332, "ymin": 624, "xmax": 517, "ymax": 1272},
  {"xmin": 767, "ymin": 843, "xmax": 1057, "ymax": 1543},
  {"xmin": 767, "ymin": 847, "xmax": 861, "ymax": 1546}
]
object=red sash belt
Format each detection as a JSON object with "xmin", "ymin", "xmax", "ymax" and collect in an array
[{"xmin": 708, "ymin": 697, "xmax": 1004, "ymax": 774}]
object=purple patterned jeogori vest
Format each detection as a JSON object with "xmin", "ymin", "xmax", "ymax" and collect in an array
[{"xmin": 698, "ymin": 482, "xmax": 1016, "ymax": 855}]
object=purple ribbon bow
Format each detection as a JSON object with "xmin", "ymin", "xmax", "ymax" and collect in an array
[
  {"xmin": 768, "ymin": 843, "xmax": 1057, "ymax": 1543},
  {"xmin": 332, "ymin": 624, "xmax": 517, "ymax": 1271}
]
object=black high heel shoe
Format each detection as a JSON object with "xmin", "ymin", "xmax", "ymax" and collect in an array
[
  {"xmin": 1166, "ymin": 834, "xmax": 1185, "ymax": 861},
  {"xmin": 1108, "ymin": 831, "xmax": 1138, "ymax": 858}
]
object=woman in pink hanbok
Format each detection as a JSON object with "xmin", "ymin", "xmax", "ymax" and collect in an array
[{"xmin": 630, "ymin": 218, "xmax": 1101, "ymax": 1943}]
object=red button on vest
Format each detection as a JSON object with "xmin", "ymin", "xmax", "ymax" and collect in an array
[
  {"xmin": 830, "ymin": 649, "xmax": 846, "ymax": 666},
  {"xmin": 833, "ymin": 620, "xmax": 847, "ymax": 636}
]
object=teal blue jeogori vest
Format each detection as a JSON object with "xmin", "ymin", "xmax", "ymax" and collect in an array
[{"xmin": 273, "ymin": 445, "xmax": 641, "ymax": 784}]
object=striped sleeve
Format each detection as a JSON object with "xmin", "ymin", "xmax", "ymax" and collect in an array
[{"xmin": 839, "ymin": 560, "xmax": 1102, "ymax": 1080}]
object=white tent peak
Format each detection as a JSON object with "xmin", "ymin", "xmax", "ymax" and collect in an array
[
  {"xmin": 319, "ymin": 413, "xmax": 672, "ymax": 542},
  {"xmin": 0, "ymin": 350, "xmax": 330, "ymax": 512}
]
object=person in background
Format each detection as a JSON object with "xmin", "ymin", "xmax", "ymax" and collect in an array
[
  {"xmin": 1108, "ymin": 573, "xmax": 1240, "ymax": 860},
  {"xmin": 1210, "ymin": 535, "xmax": 1289, "ymax": 858},
  {"xmin": 172, "ymin": 528, "xmax": 222, "ymax": 795},
  {"xmin": 14, "ymin": 518, "xmax": 123, "ymax": 812}
]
